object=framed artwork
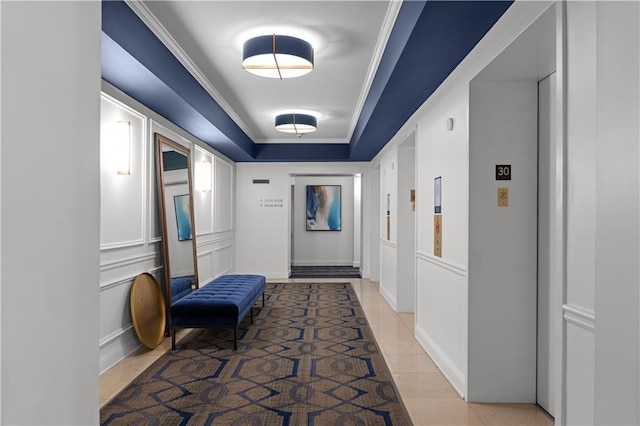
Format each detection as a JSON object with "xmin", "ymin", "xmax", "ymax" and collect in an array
[
  {"xmin": 306, "ymin": 185, "xmax": 342, "ymax": 231},
  {"xmin": 174, "ymin": 194, "xmax": 193, "ymax": 241}
]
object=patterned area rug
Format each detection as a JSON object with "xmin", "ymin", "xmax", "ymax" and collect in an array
[
  {"xmin": 289, "ymin": 266, "xmax": 361, "ymax": 279},
  {"xmin": 101, "ymin": 282, "xmax": 411, "ymax": 425}
]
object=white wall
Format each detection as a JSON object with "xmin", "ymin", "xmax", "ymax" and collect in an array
[
  {"xmin": 379, "ymin": 148, "xmax": 399, "ymax": 308},
  {"xmin": 397, "ymin": 140, "xmax": 416, "ymax": 313},
  {"xmin": 468, "ymin": 81, "xmax": 538, "ymax": 402},
  {"xmin": 99, "ymin": 83, "xmax": 236, "ymax": 373},
  {"xmin": 292, "ymin": 175, "xmax": 354, "ymax": 266},
  {"xmin": 235, "ymin": 162, "xmax": 371, "ymax": 279},
  {"xmin": 378, "ymin": 139, "xmax": 416, "ymax": 313},
  {"xmin": 1, "ymin": 2, "xmax": 101, "ymax": 424},
  {"xmin": 564, "ymin": 2, "xmax": 640, "ymax": 425}
]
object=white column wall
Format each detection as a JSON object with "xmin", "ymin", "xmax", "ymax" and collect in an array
[
  {"xmin": 563, "ymin": 3, "xmax": 597, "ymax": 423},
  {"xmin": 591, "ymin": 2, "xmax": 639, "ymax": 424},
  {"xmin": 396, "ymin": 143, "xmax": 416, "ymax": 313},
  {"xmin": 1, "ymin": 2, "xmax": 101, "ymax": 424},
  {"xmin": 468, "ymin": 81, "xmax": 539, "ymax": 402}
]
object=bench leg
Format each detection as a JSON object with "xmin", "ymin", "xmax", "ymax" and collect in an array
[
  {"xmin": 171, "ymin": 328, "xmax": 176, "ymax": 350},
  {"xmin": 233, "ymin": 327, "xmax": 238, "ymax": 350},
  {"xmin": 250, "ymin": 306, "xmax": 254, "ymax": 324},
  {"xmin": 262, "ymin": 292, "xmax": 265, "ymax": 306}
]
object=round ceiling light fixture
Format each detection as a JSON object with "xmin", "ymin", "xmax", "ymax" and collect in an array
[
  {"xmin": 275, "ymin": 113, "xmax": 317, "ymax": 135},
  {"xmin": 242, "ymin": 34, "xmax": 314, "ymax": 79}
]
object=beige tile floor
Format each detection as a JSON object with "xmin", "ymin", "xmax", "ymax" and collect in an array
[{"xmin": 100, "ymin": 278, "xmax": 554, "ymax": 425}]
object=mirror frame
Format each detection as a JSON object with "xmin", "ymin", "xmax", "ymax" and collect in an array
[{"xmin": 155, "ymin": 133, "xmax": 199, "ymax": 327}]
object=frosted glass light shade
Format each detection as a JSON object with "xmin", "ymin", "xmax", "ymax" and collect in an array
[{"xmin": 242, "ymin": 34, "xmax": 314, "ymax": 79}]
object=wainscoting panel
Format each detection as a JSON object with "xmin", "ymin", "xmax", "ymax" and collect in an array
[
  {"xmin": 379, "ymin": 240, "xmax": 398, "ymax": 310},
  {"xmin": 100, "ymin": 94, "xmax": 147, "ymax": 250},
  {"xmin": 99, "ymin": 253, "xmax": 164, "ymax": 373},
  {"xmin": 564, "ymin": 308, "xmax": 595, "ymax": 425},
  {"xmin": 214, "ymin": 157, "xmax": 234, "ymax": 233},
  {"xmin": 213, "ymin": 243, "xmax": 234, "ymax": 278},
  {"xmin": 415, "ymin": 256, "xmax": 468, "ymax": 398},
  {"xmin": 197, "ymin": 249, "xmax": 214, "ymax": 286}
]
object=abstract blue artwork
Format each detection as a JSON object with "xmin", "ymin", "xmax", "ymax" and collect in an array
[
  {"xmin": 306, "ymin": 185, "xmax": 341, "ymax": 231},
  {"xmin": 174, "ymin": 194, "xmax": 192, "ymax": 241}
]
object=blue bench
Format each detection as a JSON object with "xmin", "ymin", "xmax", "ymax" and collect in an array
[{"xmin": 170, "ymin": 274, "xmax": 266, "ymax": 350}]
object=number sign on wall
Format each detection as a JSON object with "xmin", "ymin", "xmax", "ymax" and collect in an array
[{"xmin": 495, "ymin": 164, "xmax": 511, "ymax": 180}]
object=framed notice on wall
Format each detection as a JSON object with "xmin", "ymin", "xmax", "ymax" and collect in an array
[{"xmin": 434, "ymin": 176, "xmax": 442, "ymax": 214}]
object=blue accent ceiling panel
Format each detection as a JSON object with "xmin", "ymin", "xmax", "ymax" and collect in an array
[{"xmin": 350, "ymin": 0, "xmax": 513, "ymax": 161}]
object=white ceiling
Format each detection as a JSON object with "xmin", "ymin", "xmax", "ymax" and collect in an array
[{"xmin": 133, "ymin": 1, "xmax": 399, "ymax": 145}]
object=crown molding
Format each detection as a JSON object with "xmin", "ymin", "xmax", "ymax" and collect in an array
[{"xmin": 124, "ymin": 0, "xmax": 257, "ymax": 141}]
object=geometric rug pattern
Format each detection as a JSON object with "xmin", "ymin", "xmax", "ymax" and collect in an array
[
  {"xmin": 289, "ymin": 266, "xmax": 361, "ymax": 279},
  {"xmin": 100, "ymin": 282, "xmax": 412, "ymax": 425}
]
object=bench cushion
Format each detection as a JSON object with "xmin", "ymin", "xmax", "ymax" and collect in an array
[{"xmin": 170, "ymin": 274, "xmax": 265, "ymax": 328}]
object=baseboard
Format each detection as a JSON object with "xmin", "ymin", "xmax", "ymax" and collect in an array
[
  {"xmin": 99, "ymin": 326, "xmax": 141, "ymax": 374},
  {"xmin": 379, "ymin": 284, "xmax": 397, "ymax": 311},
  {"xmin": 415, "ymin": 324, "xmax": 466, "ymax": 398},
  {"xmin": 291, "ymin": 260, "xmax": 355, "ymax": 267}
]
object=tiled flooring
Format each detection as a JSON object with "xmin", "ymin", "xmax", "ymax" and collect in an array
[{"xmin": 100, "ymin": 278, "xmax": 554, "ymax": 425}]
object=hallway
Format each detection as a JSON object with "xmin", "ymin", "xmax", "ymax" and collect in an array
[{"xmin": 100, "ymin": 278, "xmax": 553, "ymax": 425}]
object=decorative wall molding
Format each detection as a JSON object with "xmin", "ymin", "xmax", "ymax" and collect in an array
[
  {"xmin": 100, "ymin": 264, "xmax": 164, "ymax": 291},
  {"xmin": 415, "ymin": 324, "xmax": 466, "ymax": 398},
  {"xmin": 380, "ymin": 239, "xmax": 397, "ymax": 249},
  {"xmin": 562, "ymin": 304, "xmax": 595, "ymax": 332},
  {"xmin": 214, "ymin": 244, "xmax": 234, "ymax": 276},
  {"xmin": 214, "ymin": 244, "xmax": 234, "ymax": 253},
  {"xmin": 214, "ymin": 157, "xmax": 235, "ymax": 233},
  {"xmin": 100, "ymin": 239, "xmax": 146, "ymax": 251},
  {"xmin": 100, "ymin": 252, "xmax": 160, "ymax": 273},
  {"xmin": 100, "ymin": 276, "xmax": 134, "ymax": 292},
  {"xmin": 99, "ymin": 324, "xmax": 135, "ymax": 348},
  {"xmin": 416, "ymin": 251, "xmax": 467, "ymax": 277},
  {"xmin": 196, "ymin": 234, "xmax": 235, "ymax": 248},
  {"xmin": 101, "ymin": 93, "xmax": 148, "ymax": 252}
]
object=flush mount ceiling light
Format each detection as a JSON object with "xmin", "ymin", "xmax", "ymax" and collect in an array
[
  {"xmin": 242, "ymin": 34, "xmax": 314, "ymax": 79},
  {"xmin": 275, "ymin": 113, "xmax": 317, "ymax": 135}
]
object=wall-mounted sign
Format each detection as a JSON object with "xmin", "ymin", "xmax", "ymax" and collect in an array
[
  {"xmin": 434, "ymin": 176, "xmax": 442, "ymax": 214},
  {"xmin": 260, "ymin": 197, "xmax": 284, "ymax": 208},
  {"xmin": 498, "ymin": 187, "xmax": 509, "ymax": 207},
  {"xmin": 495, "ymin": 164, "xmax": 511, "ymax": 180}
]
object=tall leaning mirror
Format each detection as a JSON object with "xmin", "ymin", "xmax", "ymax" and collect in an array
[{"xmin": 155, "ymin": 133, "xmax": 199, "ymax": 328}]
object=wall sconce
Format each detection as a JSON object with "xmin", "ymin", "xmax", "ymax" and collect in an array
[
  {"xmin": 195, "ymin": 160, "xmax": 212, "ymax": 192},
  {"xmin": 114, "ymin": 120, "xmax": 131, "ymax": 175}
]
